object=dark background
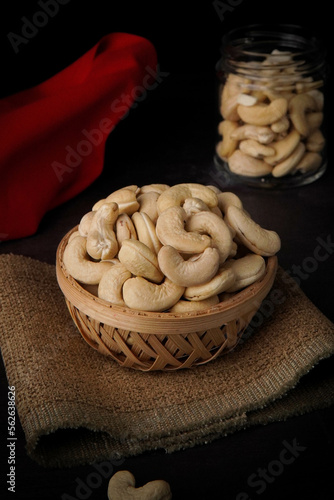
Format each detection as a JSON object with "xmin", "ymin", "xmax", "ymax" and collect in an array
[{"xmin": 1, "ymin": 1, "xmax": 333, "ymax": 499}]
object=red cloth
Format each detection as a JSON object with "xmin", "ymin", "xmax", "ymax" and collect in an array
[{"xmin": 0, "ymin": 33, "xmax": 157, "ymax": 241}]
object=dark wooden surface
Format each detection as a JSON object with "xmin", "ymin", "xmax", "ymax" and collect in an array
[{"xmin": 1, "ymin": 2, "xmax": 333, "ymax": 498}]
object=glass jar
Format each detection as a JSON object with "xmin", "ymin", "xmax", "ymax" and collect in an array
[{"xmin": 214, "ymin": 24, "xmax": 328, "ymax": 188}]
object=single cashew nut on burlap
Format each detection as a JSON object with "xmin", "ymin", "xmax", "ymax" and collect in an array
[
  {"xmin": 131, "ymin": 212, "xmax": 162, "ymax": 255},
  {"xmin": 108, "ymin": 470, "xmax": 172, "ymax": 500},
  {"xmin": 122, "ymin": 277, "xmax": 185, "ymax": 312},
  {"xmin": 86, "ymin": 202, "xmax": 119, "ymax": 260},
  {"xmin": 98, "ymin": 263, "xmax": 132, "ymax": 306},
  {"xmin": 224, "ymin": 254, "xmax": 266, "ymax": 292},
  {"xmin": 156, "ymin": 206, "xmax": 211, "ymax": 254},
  {"xmin": 118, "ymin": 239, "xmax": 164, "ymax": 284},
  {"xmin": 158, "ymin": 245, "xmax": 220, "ymax": 287},
  {"xmin": 63, "ymin": 235, "xmax": 113, "ymax": 285},
  {"xmin": 237, "ymin": 98, "xmax": 288, "ymax": 126},
  {"xmin": 225, "ymin": 206, "xmax": 281, "ymax": 257},
  {"xmin": 156, "ymin": 183, "xmax": 218, "ymax": 215},
  {"xmin": 185, "ymin": 211, "xmax": 233, "ymax": 264}
]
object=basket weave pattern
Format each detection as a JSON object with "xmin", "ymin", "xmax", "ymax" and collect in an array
[{"xmin": 56, "ymin": 227, "xmax": 278, "ymax": 371}]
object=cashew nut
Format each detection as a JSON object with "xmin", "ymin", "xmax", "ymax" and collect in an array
[
  {"xmin": 183, "ymin": 265, "xmax": 236, "ymax": 301},
  {"xmin": 94, "ymin": 188, "xmax": 140, "ymax": 215},
  {"xmin": 107, "ymin": 470, "xmax": 172, "ymax": 500},
  {"xmin": 271, "ymin": 116, "xmax": 290, "ymax": 134},
  {"xmin": 156, "ymin": 183, "xmax": 218, "ymax": 214},
  {"xmin": 306, "ymin": 129, "xmax": 325, "ymax": 152},
  {"xmin": 122, "ymin": 277, "xmax": 184, "ymax": 312},
  {"xmin": 157, "ymin": 245, "xmax": 220, "ymax": 287},
  {"xmin": 237, "ymin": 98, "xmax": 288, "ymax": 126},
  {"xmin": 131, "ymin": 212, "xmax": 162, "ymax": 255},
  {"xmin": 140, "ymin": 183, "xmax": 170, "ymax": 195},
  {"xmin": 169, "ymin": 295, "xmax": 220, "ymax": 313},
  {"xmin": 217, "ymin": 120, "xmax": 239, "ymax": 159},
  {"xmin": 225, "ymin": 206, "xmax": 281, "ymax": 257},
  {"xmin": 216, "ymin": 192, "xmax": 243, "ymax": 215},
  {"xmin": 239, "ymin": 139, "xmax": 275, "ymax": 159},
  {"xmin": 118, "ymin": 239, "xmax": 163, "ymax": 284},
  {"xmin": 228, "ymin": 150, "xmax": 273, "ymax": 177},
  {"xmin": 288, "ymin": 93, "xmax": 317, "ymax": 137},
  {"xmin": 230, "ymin": 124, "xmax": 276, "ymax": 144},
  {"xmin": 272, "ymin": 142, "xmax": 306, "ymax": 178},
  {"xmin": 182, "ymin": 197, "xmax": 210, "ymax": 217},
  {"xmin": 78, "ymin": 211, "xmax": 95, "ymax": 237},
  {"xmin": 295, "ymin": 151, "xmax": 323, "ymax": 174},
  {"xmin": 224, "ymin": 254, "xmax": 266, "ymax": 292},
  {"xmin": 115, "ymin": 213, "xmax": 137, "ymax": 248},
  {"xmin": 98, "ymin": 263, "xmax": 132, "ymax": 306},
  {"xmin": 86, "ymin": 202, "xmax": 119, "ymax": 260},
  {"xmin": 264, "ymin": 129, "xmax": 301, "ymax": 166},
  {"xmin": 63, "ymin": 235, "xmax": 113, "ymax": 285},
  {"xmin": 137, "ymin": 191, "xmax": 160, "ymax": 224},
  {"xmin": 185, "ymin": 211, "xmax": 233, "ymax": 264},
  {"xmin": 156, "ymin": 206, "xmax": 211, "ymax": 254}
]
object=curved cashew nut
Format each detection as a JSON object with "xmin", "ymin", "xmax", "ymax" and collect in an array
[
  {"xmin": 131, "ymin": 212, "xmax": 162, "ymax": 255},
  {"xmin": 228, "ymin": 150, "xmax": 273, "ymax": 177},
  {"xmin": 156, "ymin": 183, "xmax": 218, "ymax": 215},
  {"xmin": 239, "ymin": 139, "xmax": 275, "ymax": 159},
  {"xmin": 220, "ymin": 74, "xmax": 251, "ymax": 121},
  {"xmin": 225, "ymin": 206, "xmax": 281, "ymax": 256},
  {"xmin": 216, "ymin": 191, "xmax": 243, "ymax": 215},
  {"xmin": 224, "ymin": 254, "xmax": 266, "ymax": 292},
  {"xmin": 185, "ymin": 211, "xmax": 233, "ymax": 264},
  {"xmin": 137, "ymin": 191, "xmax": 160, "ymax": 224},
  {"xmin": 169, "ymin": 295, "xmax": 219, "ymax": 313},
  {"xmin": 86, "ymin": 202, "xmax": 119, "ymax": 260},
  {"xmin": 271, "ymin": 116, "xmax": 290, "ymax": 134},
  {"xmin": 288, "ymin": 93, "xmax": 317, "ymax": 137},
  {"xmin": 217, "ymin": 120, "xmax": 239, "ymax": 159},
  {"xmin": 230, "ymin": 124, "xmax": 276, "ymax": 145},
  {"xmin": 140, "ymin": 183, "xmax": 170, "ymax": 195},
  {"xmin": 157, "ymin": 245, "xmax": 220, "ymax": 287},
  {"xmin": 272, "ymin": 142, "xmax": 306, "ymax": 178},
  {"xmin": 237, "ymin": 98, "xmax": 288, "ymax": 126},
  {"xmin": 122, "ymin": 277, "xmax": 185, "ymax": 312},
  {"xmin": 183, "ymin": 265, "xmax": 236, "ymax": 301},
  {"xmin": 107, "ymin": 470, "xmax": 172, "ymax": 500},
  {"xmin": 265, "ymin": 129, "xmax": 301, "ymax": 166},
  {"xmin": 93, "ymin": 188, "xmax": 140, "ymax": 215},
  {"xmin": 156, "ymin": 206, "xmax": 211, "ymax": 254},
  {"xmin": 63, "ymin": 235, "xmax": 113, "ymax": 285},
  {"xmin": 98, "ymin": 263, "xmax": 132, "ymax": 306},
  {"xmin": 118, "ymin": 239, "xmax": 163, "ymax": 284},
  {"xmin": 115, "ymin": 213, "xmax": 137, "ymax": 248},
  {"xmin": 78, "ymin": 211, "xmax": 96, "ymax": 237},
  {"xmin": 295, "ymin": 151, "xmax": 323, "ymax": 174}
]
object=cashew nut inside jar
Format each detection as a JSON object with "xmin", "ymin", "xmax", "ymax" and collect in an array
[{"xmin": 215, "ymin": 24, "xmax": 328, "ymax": 188}]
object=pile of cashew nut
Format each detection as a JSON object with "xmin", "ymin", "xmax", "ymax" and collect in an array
[
  {"xmin": 216, "ymin": 50, "xmax": 325, "ymax": 178},
  {"xmin": 63, "ymin": 182, "xmax": 281, "ymax": 312}
]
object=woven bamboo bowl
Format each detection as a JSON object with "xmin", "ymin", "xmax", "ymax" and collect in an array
[{"xmin": 56, "ymin": 226, "xmax": 278, "ymax": 372}]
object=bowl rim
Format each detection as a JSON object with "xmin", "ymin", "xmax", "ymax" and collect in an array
[{"xmin": 56, "ymin": 226, "xmax": 278, "ymax": 335}]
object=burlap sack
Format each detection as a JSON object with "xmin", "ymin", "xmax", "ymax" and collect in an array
[{"xmin": 0, "ymin": 254, "xmax": 333, "ymax": 468}]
